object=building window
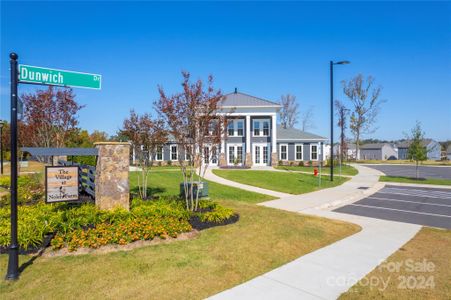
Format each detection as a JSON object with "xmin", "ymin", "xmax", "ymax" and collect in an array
[
  {"xmin": 227, "ymin": 122, "xmax": 234, "ymax": 136},
  {"xmin": 156, "ymin": 146, "xmax": 163, "ymax": 161},
  {"xmin": 170, "ymin": 145, "xmax": 178, "ymax": 160},
  {"xmin": 253, "ymin": 121, "xmax": 260, "ymax": 136},
  {"xmin": 237, "ymin": 121, "xmax": 244, "ymax": 136},
  {"xmin": 253, "ymin": 119, "xmax": 270, "ymax": 136},
  {"xmin": 263, "ymin": 121, "xmax": 269, "ymax": 136},
  {"xmin": 295, "ymin": 144, "xmax": 303, "ymax": 161},
  {"xmin": 279, "ymin": 144, "xmax": 288, "ymax": 161},
  {"xmin": 227, "ymin": 119, "xmax": 244, "ymax": 137},
  {"xmin": 311, "ymin": 144, "xmax": 318, "ymax": 160}
]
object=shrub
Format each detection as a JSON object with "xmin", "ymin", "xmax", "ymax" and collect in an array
[
  {"xmin": 298, "ymin": 161, "xmax": 304, "ymax": 167},
  {"xmin": 167, "ymin": 160, "xmax": 172, "ymax": 166},
  {"xmin": 278, "ymin": 160, "xmax": 283, "ymax": 166},
  {"xmin": 199, "ymin": 206, "xmax": 234, "ymax": 224},
  {"xmin": 0, "ymin": 203, "xmax": 62, "ymax": 249},
  {"xmin": 0, "ymin": 174, "xmax": 44, "ymax": 206}
]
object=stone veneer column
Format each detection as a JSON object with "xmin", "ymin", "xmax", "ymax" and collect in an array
[{"xmin": 94, "ymin": 142, "xmax": 130, "ymax": 211}]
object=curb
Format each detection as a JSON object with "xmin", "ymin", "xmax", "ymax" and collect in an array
[
  {"xmin": 314, "ymin": 183, "xmax": 386, "ymax": 211},
  {"xmin": 382, "ymin": 181, "xmax": 451, "ymax": 190}
]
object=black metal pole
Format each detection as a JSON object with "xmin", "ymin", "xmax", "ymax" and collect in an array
[
  {"xmin": 6, "ymin": 52, "xmax": 19, "ymax": 280},
  {"xmin": 0, "ymin": 124, "xmax": 3, "ymax": 175},
  {"xmin": 330, "ymin": 61, "xmax": 334, "ymax": 181}
]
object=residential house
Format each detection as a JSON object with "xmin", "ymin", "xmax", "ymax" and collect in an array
[
  {"xmin": 143, "ymin": 90, "xmax": 327, "ymax": 167},
  {"xmin": 359, "ymin": 143, "xmax": 398, "ymax": 160},
  {"xmin": 447, "ymin": 145, "xmax": 451, "ymax": 160},
  {"xmin": 396, "ymin": 139, "xmax": 442, "ymax": 161}
]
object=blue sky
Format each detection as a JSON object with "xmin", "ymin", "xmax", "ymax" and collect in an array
[{"xmin": 1, "ymin": 1, "xmax": 450, "ymax": 141}]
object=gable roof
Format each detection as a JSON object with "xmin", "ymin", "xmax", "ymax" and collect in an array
[
  {"xmin": 220, "ymin": 91, "xmax": 281, "ymax": 108},
  {"xmin": 277, "ymin": 125, "xmax": 327, "ymax": 141},
  {"xmin": 360, "ymin": 143, "xmax": 394, "ymax": 150},
  {"xmin": 396, "ymin": 139, "xmax": 435, "ymax": 148}
]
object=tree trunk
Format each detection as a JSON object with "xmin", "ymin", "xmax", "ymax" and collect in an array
[{"xmin": 416, "ymin": 161, "xmax": 419, "ymax": 179}]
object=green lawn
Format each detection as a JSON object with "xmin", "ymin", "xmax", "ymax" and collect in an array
[
  {"xmin": 130, "ymin": 170, "xmax": 276, "ymax": 203},
  {"xmin": 356, "ymin": 159, "xmax": 451, "ymax": 166},
  {"xmin": 340, "ymin": 227, "xmax": 451, "ymax": 300},
  {"xmin": 1, "ymin": 173, "xmax": 360, "ymax": 299},
  {"xmin": 276, "ymin": 164, "xmax": 358, "ymax": 176},
  {"xmin": 380, "ymin": 176, "xmax": 451, "ymax": 186},
  {"xmin": 213, "ymin": 170, "xmax": 349, "ymax": 194}
]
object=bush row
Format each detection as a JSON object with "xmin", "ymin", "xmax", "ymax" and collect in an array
[{"xmin": 0, "ymin": 198, "xmax": 234, "ymax": 252}]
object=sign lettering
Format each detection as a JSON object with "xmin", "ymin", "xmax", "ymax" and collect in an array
[
  {"xmin": 46, "ymin": 166, "xmax": 79, "ymax": 203},
  {"xmin": 19, "ymin": 64, "xmax": 101, "ymax": 90}
]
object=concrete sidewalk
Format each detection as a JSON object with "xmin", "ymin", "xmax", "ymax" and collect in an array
[{"xmin": 207, "ymin": 164, "xmax": 421, "ymax": 300}]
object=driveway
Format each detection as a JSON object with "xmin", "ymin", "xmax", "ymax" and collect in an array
[
  {"xmin": 335, "ymin": 185, "xmax": 451, "ymax": 229},
  {"xmin": 362, "ymin": 164, "xmax": 451, "ymax": 179}
]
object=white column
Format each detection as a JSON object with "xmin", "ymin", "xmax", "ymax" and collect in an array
[
  {"xmin": 271, "ymin": 114, "xmax": 277, "ymax": 153},
  {"xmin": 220, "ymin": 121, "xmax": 225, "ymax": 153},
  {"xmin": 246, "ymin": 115, "xmax": 251, "ymax": 153}
]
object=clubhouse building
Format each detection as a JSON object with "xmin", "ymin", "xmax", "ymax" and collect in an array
[{"xmin": 137, "ymin": 90, "xmax": 327, "ymax": 167}]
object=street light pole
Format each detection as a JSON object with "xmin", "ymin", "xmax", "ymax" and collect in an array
[
  {"xmin": 330, "ymin": 61, "xmax": 334, "ymax": 181},
  {"xmin": 6, "ymin": 53, "xmax": 19, "ymax": 280},
  {"xmin": 329, "ymin": 60, "xmax": 350, "ymax": 182}
]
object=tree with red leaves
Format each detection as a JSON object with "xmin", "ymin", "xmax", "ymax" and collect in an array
[
  {"xmin": 121, "ymin": 110, "xmax": 167, "ymax": 200},
  {"xmin": 156, "ymin": 72, "xmax": 227, "ymax": 211},
  {"xmin": 20, "ymin": 86, "xmax": 84, "ymax": 150}
]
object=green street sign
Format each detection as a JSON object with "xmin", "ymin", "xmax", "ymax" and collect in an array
[{"xmin": 18, "ymin": 64, "xmax": 102, "ymax": 90}]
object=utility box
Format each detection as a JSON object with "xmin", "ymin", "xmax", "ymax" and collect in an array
[{"xmin": 180, "ymin": 181, "xmax": 209, "ymax": 198}]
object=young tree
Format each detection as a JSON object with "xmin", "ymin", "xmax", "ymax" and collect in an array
[
  {"xmin": 335, "ymin": 100, "xmax": 350, "ymax": 162},
  {"xmin": 407, "ymin": 121, "xmax": 428, "ymax": 179},
  {"xmin": 21, "ymin": 86, "xmax": 84, "ymax": 149},
  {"xmin": 156, "ymin": 71, "xmax": 226, "ymax": 211},
  {"xmin": 121, "ymin": 110, "xmax": 167, "ymax": 200},
  {"xmin": 342, "ymin": 74, "xmax": 384, "ymax": 160},
  {"xmin": 279, "ymin": 94, "xmax": 299, "ymax": 129},
  {"xmin": 300, "ymin": 106, "xmax": 315, "ymax": 131}
]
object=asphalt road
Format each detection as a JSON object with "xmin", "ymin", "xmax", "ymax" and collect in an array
[
  {"xmin": 334, "ymin": 185, "xmax": 451, "ymax": 229},
  {"xmin": 362, "ymin": 164, "xmax": 451, "ymax": 179}
]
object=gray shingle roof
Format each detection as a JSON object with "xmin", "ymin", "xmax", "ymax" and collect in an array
[
  {"xmin": 360, "ymin": 143, "xmax": 392, "ymax": 149},
  {"xmin": 220, "ymin": 91, "xmax": 281, "ymax": 108},
  {"xmin": 276, "ymin": 125, "xmax": 326, "ymax": 141},
  {"xmin": 396, "ymin": 139, "xmax": 434, "ymax": 148}
]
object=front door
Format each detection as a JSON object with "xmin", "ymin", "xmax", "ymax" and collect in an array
[
  {"xmin": 227, "ymin": 144, "xmax": 243, "ymax": 166},
  {"xmin": 253, "ymin": 144, "xmax": 269, "ymax": 166},
  {"xmin": 203, "ymin": 145, "xmax": 218, "ymax": 166}
]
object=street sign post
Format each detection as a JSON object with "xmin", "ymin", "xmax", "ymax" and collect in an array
[
  {"xmin": 6, "ymin": 53, "xmax": 101, "ymax": 280},
  {"xmin": 19, "ymin": 64, "xmax": 102, "ymax": 90}
]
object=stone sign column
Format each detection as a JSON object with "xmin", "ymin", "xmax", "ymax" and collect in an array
[{"xmin": 94, "ymin": 142, "xmax": 130, "ymax": 211}]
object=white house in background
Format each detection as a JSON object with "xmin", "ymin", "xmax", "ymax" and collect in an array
[
  {"xmin": 359, "ymin": 143, "xmax": 398, "ymax": 160},
  {"xmin": 332, "ymin": 143, "xmax": 358, "ymax": 160},
  {"xmin": 447, "ymin": 145, "xmax": 451, "ymax": 160},
  {"xmin": 146, "ymin": 90, "xmax": 328, "ymax": 167},
  {"xmin": 396, "ymin": 139, "xmax": 442, "ymax": 161}
]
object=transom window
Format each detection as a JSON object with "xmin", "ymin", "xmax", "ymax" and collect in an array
[
  {"xmin": 279, "ymin": 144, "xmax": 288, "ymax": 161},
  {"xmin": 253, "ymin": 119, "xmax": 270, "ymax": 136},
  {"xmin": 311, "ymin": 144, "xmax": 318, "ymax": 161},
  {"xmin": 227, "ymin": 119, "xmax": 244, "ymax": 137},
  {"xmin": 295, "ymin": 144, "xmax": 303, "ymax": 161}
]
